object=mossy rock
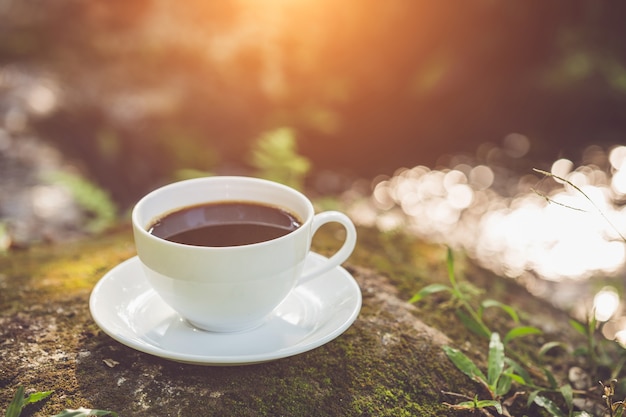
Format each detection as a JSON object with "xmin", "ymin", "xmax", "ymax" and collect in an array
[{"xmin": 0, "ymin": 225, "xmax": 579, "ymax": 416}]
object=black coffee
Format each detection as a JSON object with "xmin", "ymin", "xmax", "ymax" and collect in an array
[{"xmin": 148, "ymin": 201, "xmax": 302, "ymax": 247}]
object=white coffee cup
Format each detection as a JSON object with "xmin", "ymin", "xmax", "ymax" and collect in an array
[{"xmin": 131, "ymin": 176, "xmax": 357, "ymax": 332}]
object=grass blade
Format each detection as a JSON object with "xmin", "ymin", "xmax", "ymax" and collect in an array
[
  {"xmin": 559, "ymin": 384, "xmax": 573, "ymax": 413},
  {"xmin": 408, "ymin": 283, "xmax": 450, "ymax": 303},
  {"xmin": 5, "ymin": 386, "xmax": 25, "ymax": 417},
  {"xmin": 456, "ymin": 310, "xmax": 491, "ymax": 339},
  {"xmin": 532, "ymin": 168, "xmax": 626, "ymax": 243},
  {"xmin": 538, "ymin": 341, "xmax": 571, "ymax": 360},
  {"xmin": 446, "ymin": 247, "xmax": 457, "ymax": 287},
  {"xmin": 533, "ymin": 394, "xmax": 567, "ymax": 417},
  {"xmin": 487, "ymin": 333, "xmax": 504, "ymax": 388},
  {"xmin": 476, "ymin": 399, "xmax": 503, "ymax": 414},
  {"xmin": 480, "ymin": 299, "xmax": 519, "ymax": 323},
  {"xmin": 443, "ymin": 345, "xmax": 487, "ymax": 383},
  {"xmin": 495, "ymin": 373, "xmax": 512, "ymax": 397},
  {"xmin": 504, "ymin": 358, "xmax": 533, "ymax": 387},
  {"xmin": 542, "ymin": 367, "xmax": 558, "ymax": 390},
  {"xmin": 569, "ymin": 319, "xmax": 587, "ymax": 336},
  {"xmin": 503, "ymin": 326, "xmax": 542, "ymax": 344}
]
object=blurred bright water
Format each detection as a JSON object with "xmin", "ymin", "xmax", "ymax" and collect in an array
[{"xmin": 345, "ymin": 137, "xmax": 626, "ymax": 342}]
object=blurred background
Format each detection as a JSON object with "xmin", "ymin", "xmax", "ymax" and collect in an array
[{"xmin": 2, "ymin": 1, "xmax": 626, "ymax": 331}]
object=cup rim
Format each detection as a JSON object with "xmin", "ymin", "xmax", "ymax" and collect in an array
[{"xmin": 131, "ymin": 176, "xmax": 314, "ymax": 250}]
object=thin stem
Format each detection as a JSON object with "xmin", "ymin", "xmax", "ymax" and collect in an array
[{"xmin": 532, "ymin": 168, "xmax": 626, "ymax": 243}]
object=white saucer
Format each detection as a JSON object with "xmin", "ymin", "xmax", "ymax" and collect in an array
[{"xmin": 89, "ymin": 253, "xmax": 362, "ymax": 365}]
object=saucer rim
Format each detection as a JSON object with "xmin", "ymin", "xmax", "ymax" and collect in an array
[{"xmin": 89, "ymin": 253, "xmax": 362, "ymax": 365}]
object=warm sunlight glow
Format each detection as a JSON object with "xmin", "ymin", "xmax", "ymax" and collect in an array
[
  {"xmin": 609, "ymin": 146, "xmax": 626, "ymax": 195},
  {"xmin": 609, "ymin": 145, "xmax": 626, "ymax": 170},
  {"xmin": 594, "ymin": 287, "xmax": 620, "ymax": 322},
  {"xmin": 616, "ymin": 330, "xmax": 626, "ymax": 348},
  {"xmin": 551, "ymin": 158, "xmax": 573, "ymax": 181},
  {"xmin": 26, "ymin": 82, "xmax": 58, "ymax": 115},
  {"xmin": 502, "ymin": 133, "xmax": 530, "ymax": 158},
  {"xmin": 469, "ymin": 165, "xmax": 494, "ymax": 190}
]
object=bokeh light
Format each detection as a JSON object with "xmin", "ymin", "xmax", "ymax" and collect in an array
[
  {"xmin": 346, "ymin": 141, "xmax": 626, "ymax": 327},
  {"xmin": 594, "ymin": 286, "xmax": 620, "ymax": 322}
]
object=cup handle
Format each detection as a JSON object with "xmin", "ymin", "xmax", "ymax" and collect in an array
[{"xmin": 299, "ymin": 211, "xmax": 357, "ymax": 284}]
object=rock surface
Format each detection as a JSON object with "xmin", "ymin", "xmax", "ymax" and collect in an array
[{"xmin": 0, "ymin": 226, "xmax": 579, "ymax": 416}]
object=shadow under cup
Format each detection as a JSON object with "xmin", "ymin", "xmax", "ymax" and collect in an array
[{"xmin": 131, "ymin": 176, "xmax": 357, "ymax": 333}]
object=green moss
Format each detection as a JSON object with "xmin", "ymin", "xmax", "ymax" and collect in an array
[
  {"xmin": 0, "ymin": 227, "xmax": 134, "ymax": 308},
  {"xmin": 0, "ymin": 223, "xmax": 579, "ymax": 416}
]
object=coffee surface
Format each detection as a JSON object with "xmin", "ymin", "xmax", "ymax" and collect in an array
[{"xmin": 148, "ymin": 201, "xmax": 302, "ymax": 247}]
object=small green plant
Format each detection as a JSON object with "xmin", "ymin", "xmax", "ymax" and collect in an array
[
  {"xmin": 533, "ymin": 167, "xmax": 626, "ymax": 375},
  {"xmin": 4, "ymin": 386, "xmax": 117, "ymax": 417},
  {"xmin": 442, "ymin": 333, "xmax": 511, "ymax": 415},
  {"xmin": 567, "ymin": 313, "xmax": 626, "ymax": 380},
  {"xmin": 249, "ymin": 127, "xmax": 311, "ymax": 190},
  {"xmin": 412, "ymin": 247, "xmax": 605, "ymax": 416},
  {"xmin": 444, "ymin": 394, "xmax": 504, "ymax": 416},
  {"xmin": 424, "ymin": 168, "xmax": 626, "ymax": 415},
  {"xmin": 442, "ymin": 333, "xmax": 597, "ymax": 416},
  {"xmin": 5, "ymin": 386, "xmax": 53, "ymax": 417},
  {"xmin": 411, "ymin": 247, "xmax": 542, "ymax": 343},
  {"xmin": 46, "ymin": 171, "xmax": 117, "ymax": 233}
]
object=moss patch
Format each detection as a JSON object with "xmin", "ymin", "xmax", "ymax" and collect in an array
[{"xmin": 0, "ymin": 225, "xmax": 586, "ymax": 416}]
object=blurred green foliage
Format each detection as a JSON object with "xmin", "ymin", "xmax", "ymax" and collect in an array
[
  {"xmin": 46, "ymin": 172, "xmax": 117, "ymax": 233},
  {"xmin": 249, "ymin": 127, "xmax": 311, "ymax": 190}
]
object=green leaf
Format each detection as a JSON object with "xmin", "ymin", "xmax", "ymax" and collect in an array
[
  {"xmin": 495, "ymin": 374, "xmax": 512, "ymax": 397},
  {"xmin": 588, "ymin": 314, "xmax": 597, "ymax": 335},
  {"xmin": 538, "ymin": 341, "xmax": 571, "ymax": 359},
  {"xmin": 443, "ymin": 345, "xmax": 487, "ymax": 383},
  {"xmin": 4, "ymin": 386, "xmax": 53, "ymax": 417},
  {"xmin": 503, "ymin": 326, "xmax": 542, "ymax": 344},
  {"xmin": 533, "ymin": 395, "xmax": 567, "ymax": 417},
  {"xmin": 24, "ymin": 390, "xmax": 53, "ymax": 405},
  {"xmin": 456, "ymin": 310, "xmax": 491, "ymax": 339},
  {"xmin": 480, "ymin": 299, "xmax": 519, "ymax": 323},
  {"xmin": 408, "ymin": 283, "xmax": 450, "ymax": 303},
  {"xmin": 506, "ymin": 372, "xmax": 527, "ymax": 386},
  {"xmin": 487, "ymin": 333, "xmax": 505, "ymax": 388},
  {"xmin": 446, "ymin": 247, "xmax": 457, "ymax": 287},
  {"xmin": 5, "ymin": 386, "xmax": 25, "ymax": 417},
  {"xmin": 52, "ymin": 408, "xmax": 118, "ymax": 417},
  {"xmin": 504, "ymin": 358, "xmax": 533, "ymax": 387},
  {"xmin": 572, "ymin": 346, "xmax": 589, "ymax": 357},
  {"xmin": 569, "ymin": 319, "xmax": 587, "ymax": 336},
  {"xmin": 542, "ymin": 367, "xmax": 558, "ymax": 389},
  {"xmin": 559, "ymin": 384, "xmax": 573, "ymax": 413},
  {"xmin": 476, "ymin": 400, "xmax": 503, "ymax": 414},
  {"xmin": 454, "ymin": 400, "xmax": 477, "ymax": 409}
]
